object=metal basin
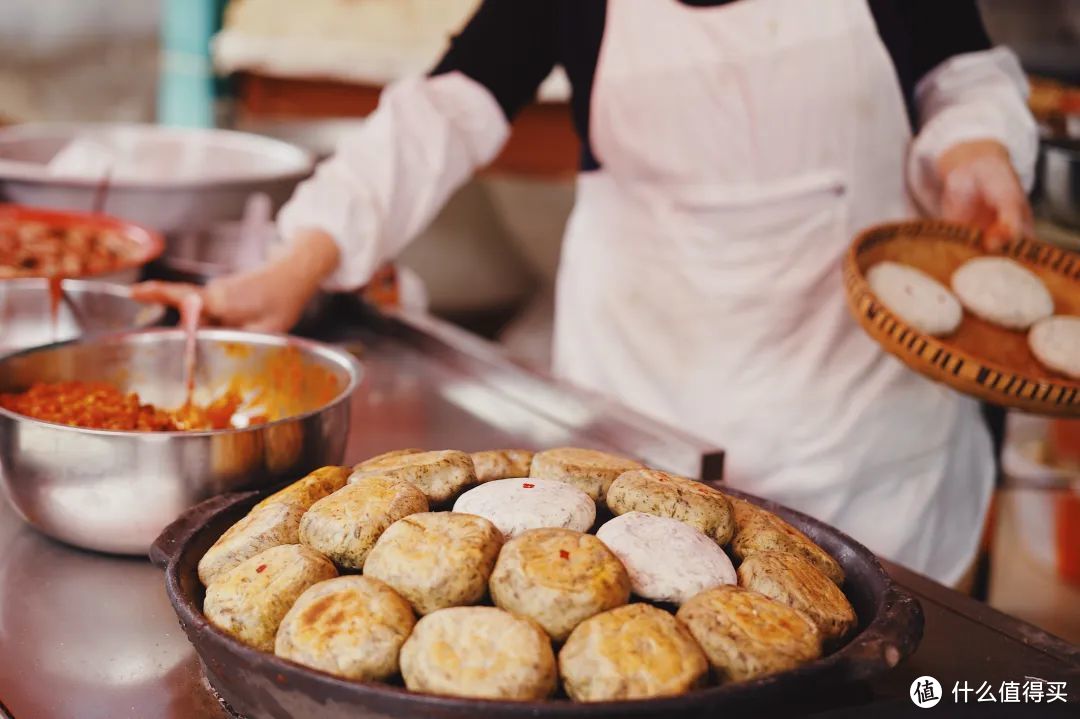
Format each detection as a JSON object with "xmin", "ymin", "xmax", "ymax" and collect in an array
[
  {"xmin": 0, "ymin": 123, "xmax": 314, "ymax": 235},
  {"xmin": 1043, "ymin": 139, "xmax": 1080, "ymax": 229},
  {"xmin": 0, "ymin": 278, "xmax": 165, "ymax": 355},
  {"xmin": 0, "ymin": 329, "xmax": 361, "ymax": 555}
]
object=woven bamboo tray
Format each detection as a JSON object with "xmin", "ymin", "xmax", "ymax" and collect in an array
[{"xmin": 844, "ymin": 220, "xmax": 1080, "ymax": 417}]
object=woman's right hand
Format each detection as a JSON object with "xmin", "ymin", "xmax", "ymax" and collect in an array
[{"xmin": 131, "ymin": 228, "xmax": 341, "ymax": 332}]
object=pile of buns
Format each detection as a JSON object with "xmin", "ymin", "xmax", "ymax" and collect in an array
[{"xmin": 198, "ymin": 447, "xmax": 857, "ymax": 703}]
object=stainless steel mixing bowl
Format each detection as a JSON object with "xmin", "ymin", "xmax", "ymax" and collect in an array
[
  {"xmin": 0, "ymin": 279, "xmax": 165, "ymax": 355},
  {"xmin": 0, "ymin": 329, "xmax": 361, "ymax": 554}
]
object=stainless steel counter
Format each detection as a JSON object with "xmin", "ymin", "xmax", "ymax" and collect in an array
[{"xmin": 1, "ymin": 307, "xmax": 1077, "ymax": 718}]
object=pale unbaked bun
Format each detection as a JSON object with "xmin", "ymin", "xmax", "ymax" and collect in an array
[
  {"xmin": 596, "ymin": 512, "xmax": 735, "ymax": 605},
  {"xmin": 489, "ymin": 528, "xmax": 631, "ymax": 641},
  {"xmin": 606, "ymin": 469, "xmax": 736, "ymax": 544},
  {"xmin": 204, "ymin": 544, "xmax": 338, "ymax": 651},
  {"xmin": 951, "ymin": 257, "xmax": 1053, "ymax": 330},
  {"xmin": 363, "ymin": 511, "xmax": 503, "ymax": 615},
  {"xmin": 530, "ymin": 447, "xmax": 643, "ymax": 502},
  {"xmin": 399, "ymin": 606, "xmax": 556, "ymax": 700},
  {"xmin": 867, "ymin": 261, "xmax": 963, "ymax": 336},
  {"xmin": 676, "ymin": 585, "xmax": 822, "ymax": 682},
  {"xmin": 452, "ymin": 477, "xmax": 595, "ymax": 539},
  {"xmin": 349, "ymin": 449, "xmax": 476, "ymax": 504},
  {"xmin": 274, "ymin": 575, "xmax": 415, "ymax": 681},
  {"xmin": 1028, "ymin": 315, "xmax": 1080, "ymax": 379},
  {"xmin": 558, "ymin": 603, "xmax": 707, "ymax": 701}
]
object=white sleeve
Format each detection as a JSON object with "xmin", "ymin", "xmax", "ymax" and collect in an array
[
  {"xmin": 276, "ymin": 71, "xmax": 510, "ymax": 291},
  {"xmin": 906, "ymin": 47, "xmax": 1039, "ymax": 216}
]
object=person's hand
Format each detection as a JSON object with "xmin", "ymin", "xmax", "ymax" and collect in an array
[
  {"xmin": 936, "ymin": 139, "xmax": 1033, "ymax": 252},
  {"xmin": 131, "ymin": 229, "xmax": 340, "ymax": 332}
]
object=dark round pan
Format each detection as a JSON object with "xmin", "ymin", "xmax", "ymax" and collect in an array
[{"xmin": 151, "ymin": 484, "xmax": 923, "ymax": 719}]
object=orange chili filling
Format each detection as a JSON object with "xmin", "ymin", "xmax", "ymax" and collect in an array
[{"xmin": 0, "ymin": 381, "xmax": 256, "ymax": 431}]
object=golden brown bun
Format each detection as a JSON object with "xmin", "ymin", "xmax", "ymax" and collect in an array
[
  {"xmin": 470, "ymin": 449, "xmax": 534, "ymax": 483},
  {"xmin": 399, "ymin": 606, "xmax": 556, "ymax": 700},
  {"xmin": 676, "ymin": 585, "xmax": 821, "ymax": 682},
  {"xmin": 274, "ymin": 575, "xmax": 416, "ymax": 681},
  {"xmin": 353, "ymin": 448, "xmax": 424, "ymax": 472},
  {"xmin": 489, "ymin": 528, "xmax": 631, "ymax": 642},
  {"xmin": 530, "ymin": 447, "xmax": 643, "ymax": 502},
  {"xmin": 299, "ymin": 476, "xmax": 428, "ymax": 570},
  {"xmin": 350, "ymin": 449, "xmax": 476, "ymax": 504},
  {"xmin": 736, "ymin": 551, "xmax": 857, "ymax": 645},
  {"xmin": 252, "ymin": 466, "xmax": 351, "ymax": 513},
  {"xmin": 606, "ymin": 470, "xmax": 736, "ymax": 544},
  {"xmin": 198, "ymin": 501, "xmax": 306, "ymax": 586},
  {"xmin": 364, "ymin": 511, "xmax": 503, "ymax": 615},
  {"xmin": 204, "ymin": 544, "xmax": 337, "ymax": 651},
  {"xmin": 729, "ymin": 497, "xmax": 845, "ymax": 585},
  {"xmin": 559, "ymin": 603, "xmax": 707, "ymax": 702}
]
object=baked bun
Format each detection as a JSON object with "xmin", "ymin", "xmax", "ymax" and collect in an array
[
  {"xmin": 299, "ymin": 477, "xmax": 428, "ymax": 570},
  {"xmin": 470, "ymin": 449, "xmax": 534, "ymax": 483},
  {"xmin": 606, "ymin": 469, "xmax": 736, "ymax": 544},
  {"xmin": 274, "ymin": 575, "xmax": 416, "ymax": 681},
  {"xmin": 349, "ymin": 449, "xmax": 476, "ymax": 504},
  {"xmin": 203, "ymin": 544, "xmax": 337, "ymax": 651},
  {"xmin": 596, "ymin": 512, "xmax": 735, "ymax": 605},
  {"xmin": 951, "ymin": 257, "xmax": 1054, "ymax": 330},
  {"xmin": 400, "ymin": 606, "xmax": 556, "ymax": 700},
  {"xmin": 676, "ymin": 585, "xmax": 821, "ymax": 682},
  {"xmin": 353, "ymin": 448, "xmax": 423, "ymax": 472},
  {"xmin": 558, "ymin": 603, "xmax": 707, "ymax": 701},
  {"xmin": 729, "ymin": 496, "xmax": 845, "ymax": 585},
  {"xmin": 364, "ymin": 511, "xmax": 503, "ymax": 615},
  {"xmin": 489, "ymin": 528, "xmax": 631, "ymax": 641},
  {"xmin": 1029, "ymin": 315, "xmax": 1080, "ymax": 379},
  {"xmin": 737, "ymin": 551, "xmax": 857, "ymax": 645},
  {"xmin": 867, "ymin": 261, "xmax": 962, "ymax": 336},
  {"xmin": 198, "ymin": 501, "xmax": 306, "ymax": 586},
  {"xmin": 252, "ymin": 466, "xmax": 351, "ymax": 513},
  {"xmin": 530, "ymin": 447, "xmax": 643, "ymax": 502},
  {"xmin": 453, "ymin": 478, "xmax": 595, "ymax": 539}
]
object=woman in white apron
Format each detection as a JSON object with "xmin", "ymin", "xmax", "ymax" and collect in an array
[{"xmin": 138, "ymin": 0, "xmax": 1036, "ymax": 586}]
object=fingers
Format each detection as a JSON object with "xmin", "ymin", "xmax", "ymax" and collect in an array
[{"xmin": 130, "ymin": 281, "xmax": 205, "ymax": 310}]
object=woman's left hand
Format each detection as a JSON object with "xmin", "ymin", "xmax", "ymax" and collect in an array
[{"xmin": 936, "ymin": 139, "xmax": 1034, "ymax": 252}]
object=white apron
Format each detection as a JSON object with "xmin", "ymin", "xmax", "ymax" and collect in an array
[{"xmin": 553, "ymin": 0, "xmax": 994, "ymax": 585}]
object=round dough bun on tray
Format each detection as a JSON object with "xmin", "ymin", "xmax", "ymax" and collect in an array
[
  {"xmin": 453, "ymin": 477, "xmax": 596, "ymax": 538},
  {"xmin": 363, "ymin": 511, "xmax": 503, "ymax": 615},
  {"xmin": 866, "ymin": 261, "xmax": 963, "ymax": 336},
  {"xmin": 606, "ymin": 469, "xmax": 736, "ymax": 544},
  {"xmin": 529, "ymin": 447, "xmax": 644, "ymax": 502},
  {"xmin": 349, "ymin": 449, "xmax": 477, "ymax": 505},
  {"xmin": 951, "ymin": 256, "xmax": 1054, "ymax": 330},
  {"xmin": 399, "ymin": 606, "xmax": 557, "ymax": 701},
  {"xmin": 1028, "ymin": 315, "xmax": 1080, "ymax": 379},
  {"xmin": 596, "ymin": 512, "xmax": 735, "ymax": 605},
  {"xmin": 470, "ymin": 449, "xmax": 535, "ymax": 483}
]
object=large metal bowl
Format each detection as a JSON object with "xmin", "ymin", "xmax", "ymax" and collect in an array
[
  {"xmin": 0, "ymin": 278, "xmax": 165, "ymax": 355},
  {"xmin": 0, "ymin": 123, "xmax": 314, "ymax": 235},
  {"xmin": 0, "ymin": 329, "xmax": 361, "ymax": 555}
]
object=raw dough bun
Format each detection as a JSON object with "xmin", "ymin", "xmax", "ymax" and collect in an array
[
  {"xmin": 489, "ymin": 528, "xmax": 631, "ymax": 642},
  {"xmin": 676, "ymin": 585, "xmax": 822, "ymax": 682},
  {"xmin": 606, "ymin": 469, "xmax": 736, "ymax": 544},
  {"xmin": 866, "ymin": 261, "xmax": 963, "ymax": 336},
  {"xmin": 252, "ymin": 466, "xmax": 351, "ymax": 513},
  {"xmin": 274, "ymin": 575, "xmax": 416, "ymax": 681},
  {"xmin": 559, "ymin": 603, "xmax": 707, "ymax": 702},
  {"xmin": 951, "ymin": 257, "xmax": 1054, "ymax": 330},
  {"xmin": 470, "ymin": 449, "xmax": 534, "ymax": 483},
  {"xmin": 1029, "ymin": 315, "xmax": 1080, "ymax": 379},
  {"xmin": 203, "ymin": 544, "xmax": 338, "ymax": 651},
  {"xmin": 198, "ymin": 501, "xmax": 306, "ymax": 586},
  {"xmin": 364, "ymin": 511, "xmax": 503, "ymax": 615},
  {"xmin": 530, "ymin": 447, "xmax": 643, "ymax": 502},
  {"xmin": 349, "ymin": 449, "xmax": 476, "ymax": 504},
  {"xmin": 596, "ymin": 512, "xmax": 735, "ymax": 605},
  {"xmin": 299, "ymin": 476, "xmax": 428, "ymax": 570},
  {"xmin": 352, "ymin": 448, "xmax": 423, "ymax": 472},
  {"xmin": 729, "ymin": 496, "xmax": 845, "ymax": 586},
  {"xmin": 737, "ymin": 551, "xmax": 857, "ymax": 645},
  {"xmin": 453, "ymin": 477, "xmax": 596, "ymax": 539},
  {"xmin": 399, "ymin": 606, "xmax": 556, "ymax": 700}
]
